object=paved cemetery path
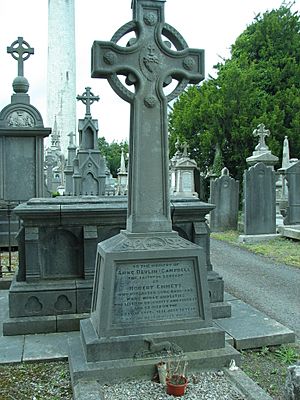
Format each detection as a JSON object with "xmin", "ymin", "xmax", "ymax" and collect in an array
[{"xmin": 211, "ymin": 239, "xmax": 300, "ymax": 339}]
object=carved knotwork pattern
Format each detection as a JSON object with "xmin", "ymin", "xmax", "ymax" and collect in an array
[
  {"xmin": 144, "ymin": 95, "xmax": 157, "ymax": 108},
  {"xmin": 115, "ymin": 236, "xmax": 198, "ymax": 251},
  {"xmin": 183, "ymin": 56, "xmax": 195, "ymax": 71}
]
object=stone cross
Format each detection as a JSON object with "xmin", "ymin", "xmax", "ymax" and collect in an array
[
  {"xmin": 91, "ymin": 0, "xmax": 204, "ymax": 233},
  {"xmin": 76, "ymin": 87, "xmax": 99, "ymax": 117},
  {"xmin": 253, "ymin": 123, "xmax": 270, "ymax": 151},
  {"xmin": 7, "ymin": 37, "xmax": 34, "ymax": 77},
  {"xmin": 68, "ymin": 131, "xmax": 76, "ymax": 146}
]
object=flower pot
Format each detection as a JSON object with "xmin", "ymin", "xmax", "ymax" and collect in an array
[{"xmin": 166, "ymin": 375, "xmax": 188, "ymax": 397}]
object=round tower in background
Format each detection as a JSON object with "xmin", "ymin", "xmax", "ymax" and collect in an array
[{"xmin": 47, "ymin": 0, "xmax": 76, "ymax": 156}]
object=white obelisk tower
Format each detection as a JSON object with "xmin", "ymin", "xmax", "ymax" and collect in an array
[{"xmin": 47, "ymin": 0, "xmax": 76, "ymax": 156}]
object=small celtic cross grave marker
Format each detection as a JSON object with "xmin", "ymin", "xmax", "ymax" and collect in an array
[
  {"xmin": 92, "ymin": 0, "xmax": 204, "ymax": 233},
  {"xmin": 76, "ymin": 87, "xmax": 99, "ymax": 117},
  {"xmin": 253, "ymin": 123, "xmax": 270, "ymax": 151},
  {"xmin": 7, "ymin": 37, "xmax": 34, "ymax": 77}
]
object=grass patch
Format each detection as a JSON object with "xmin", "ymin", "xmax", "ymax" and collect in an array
[
  {"xmin": 0, "ymin": 361, "xmax": 72, "ymax": 400},
  {"xmin": 211, "ymin": 231, "xmax": 300, "ymax": 268},
  {"xmin": 240, "ymin": 343, "xmax": 300, "ymax": 399}
]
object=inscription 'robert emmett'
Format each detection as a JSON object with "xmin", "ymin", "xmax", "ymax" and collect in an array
[{"xmin": 113, "ymin": 260, "xmax": 200, "ymax": 324}]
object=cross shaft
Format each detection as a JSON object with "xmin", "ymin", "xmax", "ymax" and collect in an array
[{"xmin": 92, "ymin": 0, "xmax": 204, "ymax": 233}]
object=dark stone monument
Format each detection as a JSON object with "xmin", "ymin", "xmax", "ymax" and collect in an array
[
  {"xmin": 243, "ymin": 162, "xmax": 277, "ymax": 236},
  {"xmin": 284, "ymin": 161, "xmax": 300, "ymax": 225},
  {"xmin": 0, "ymin": 37, "xmax": 50, "ymax": 246},
  {"xmin": 69, "ymin": 0, "xmax": 238, "ymax": 385},
  {"xmin": 72, "ymin": 87, "xmax": 106, "ymax": 195},
  {"xmin": 210, "ymin": 167, "xmax": 239, "ymax": 232}
]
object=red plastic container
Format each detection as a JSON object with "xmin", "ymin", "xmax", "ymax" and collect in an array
[{"xmin": 166, "ymin": 376, "xmax": 188, "ymax": 397}]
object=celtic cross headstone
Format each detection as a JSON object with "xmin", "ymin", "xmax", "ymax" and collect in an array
[
  {"xmin": 68, "ymin": 1, "xmax": 233, "ymax": 385},
  {"xmin": 91, "ymin": 0, "xmax": 204, "ymax": 233}
]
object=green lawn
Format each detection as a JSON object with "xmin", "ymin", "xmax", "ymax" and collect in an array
[{"xmin": 210, "ymin": 231, "xmax": 300, "ymax": 268}]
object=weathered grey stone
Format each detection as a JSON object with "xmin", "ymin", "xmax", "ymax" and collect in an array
[
  {"xmin": 243, "ymin": 162, "xmax": 276, "ymax": 235},
  {"xmin": 4, "ymin": 196, "xmax": 229, "ymax": 333},
  {"xmin": 72, "ymin": 87, "xmax": 106, "ymax": 196},
  {"xmin": 284, "ymin": 161, "xmax": 300, "ymax": 225},
  {"xmin": 69, "ymin": 0, "xmax": 236, "ymax": 383},
  {"xmin": 215, "ymin": 300, "xmax": 295, "ymax": 350},
  {"xmin": 246, "ymin": 123, "xmax": 279, "ymax": 168},
  {"xmin": 0, "ymin": 38, "xmax": 50, "ymax": 245},
  {"xmin": 284, "ymin": 363, "xmax": 300, "ymax": 400},
  {"xmin": 210, "ymin": 167, "xmax": 239, "ymax": 232}
]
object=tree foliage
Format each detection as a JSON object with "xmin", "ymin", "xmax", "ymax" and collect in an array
[
  {"xmin": 169, "ymin": 4, "xmax": 300, "ymax": 181},
  {"xmin": 98, "ymin": 136, "xmax": 128, "ymax": 177}
]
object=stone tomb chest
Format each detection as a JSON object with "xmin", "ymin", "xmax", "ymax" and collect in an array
[{"xmin": 4, "ymin": 196, "xmax": 229, "ymax": 335}]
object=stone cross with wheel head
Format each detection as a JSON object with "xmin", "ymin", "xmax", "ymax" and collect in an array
[
  {"xmin": 91, "ymin": 0, "xmax": 204, "ymax": 233},
  {"xmin": 7, "ymin": 37, "xmax": 34, "ymax": 77}
]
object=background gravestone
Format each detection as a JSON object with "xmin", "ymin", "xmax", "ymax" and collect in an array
[
  {"xmin": 284, "ymin": 161, "xmax": 300, "ymax": 225},
  {"xmin": 0, "ymin": 38, "xmax": 51, "ymax": 246},
  {"xmin": 210, "ymin": 167, "xmax": 239, "ymax": 232},
  {"xmin": 72, "ymin": 87, "xmax": 106, "ymax": 195},
  {"xmin": 243, "ymin": 162, "xmax": 276, "ymax": 235}
]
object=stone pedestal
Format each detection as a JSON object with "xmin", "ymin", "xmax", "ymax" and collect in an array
[{"xmin": 70, "ymin": 230, "xmax": 237, "ymax": 384}]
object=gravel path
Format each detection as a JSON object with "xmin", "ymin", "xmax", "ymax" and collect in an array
[
  {"xmin": 102, "ymin": 371, "xmax": 246, "ymax": 400},
  {"xmin": 211, "ymin": 238, "xmax": 300, "ymax": 338}
]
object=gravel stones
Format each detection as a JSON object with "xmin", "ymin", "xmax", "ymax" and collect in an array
[{"xmin": 102, "ymin": 371, "xmax": 246, "ymax": 400}]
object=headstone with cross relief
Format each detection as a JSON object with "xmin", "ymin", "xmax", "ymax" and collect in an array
[{"xmin": 69, "ymin": 0, "xmax": 238, "ymax": 384}]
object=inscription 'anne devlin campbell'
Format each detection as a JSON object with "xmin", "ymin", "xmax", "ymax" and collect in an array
[{"xmin": 113, "ymin": 260, "xmax": 201, "ymax": 324}]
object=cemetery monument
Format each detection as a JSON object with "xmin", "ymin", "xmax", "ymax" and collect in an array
[{"xmin": 69, "ymin": 0, "xmax": 238, "ymax": 385}]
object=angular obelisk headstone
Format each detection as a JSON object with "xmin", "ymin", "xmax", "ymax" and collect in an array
[{"xmin": 69, "ymin": 0, "xmax": 237, "ymax": 385}]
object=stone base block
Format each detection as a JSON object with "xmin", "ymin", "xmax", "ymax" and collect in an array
[
  {"xmin": 215, "ymin": 300, "xmax": 295, "ymax": 350},
  {"xmin": 8, "ymin": 279, "xmax": 77, "ymax": 318},
  {"xmin": 238, "ymin": 234, "xmax": 281, "ymax": 244},
  {"xmin": 278, "ymin": 225, "xmax": 300, "ymax": 241},
  {"xmin": 69, "ymin": 335, "xmax": 241, "ymax": 386},
  {"xmin": 81, "ymin": 318, "xmax": 226, "ymax": 363},
  {"xmin": 211, "ymin": 302, "xmax": 231, "ymax": 319},
  {"xmin": 3, "ymin": 313, "xmax": 89, "ymax": 336},
  {"xmin": 3, "ymin": 315, "xmax": 57, "ymax": 336}
]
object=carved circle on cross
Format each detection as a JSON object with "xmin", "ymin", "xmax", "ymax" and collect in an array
[
  {"xmin": 104, "ymin": 51, "xmax": 117, "ymax": 66},
  {"xmin": 144, "ymin": 13, "xmax": 157, "ymax": 26},
  {"xmin": 183, "ymin": 57, "xmax": 195, "ymax": 71}
]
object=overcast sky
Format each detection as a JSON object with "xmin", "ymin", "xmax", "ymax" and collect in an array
[{"xmin": 0, "ymin": 0, "xmax": 298, "ymax": 144}]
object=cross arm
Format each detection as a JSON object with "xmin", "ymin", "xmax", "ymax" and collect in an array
[{"xmin": 91, "ymin": 41, "xmax": 139, "ymax": 79}]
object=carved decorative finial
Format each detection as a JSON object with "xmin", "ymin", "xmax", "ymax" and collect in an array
[{"xmin": 76, "ymin": 87, "xmax": 99, "ymax": 117}]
